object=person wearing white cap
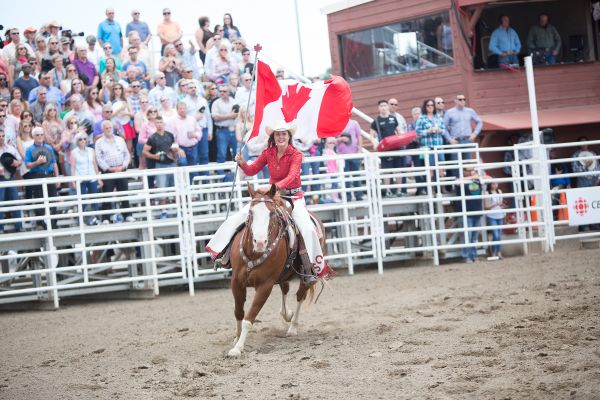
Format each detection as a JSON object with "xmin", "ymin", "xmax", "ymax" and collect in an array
[{"xmin": 206, "ymin": 119, "xmax": 334, "ymax": 283}]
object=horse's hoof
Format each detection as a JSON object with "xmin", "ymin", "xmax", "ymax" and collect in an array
[
  {"xmin": 227, "ymin": 348, "xmax": 242, "ymax": 358},
  {"xmin": 286, "ymin": 326, "xmax": 298, "ymax": 337}
]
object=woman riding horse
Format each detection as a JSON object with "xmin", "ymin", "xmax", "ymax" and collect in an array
[{"xmin": 206, "ymin": 119, "xmax": 333, "ymax": 282}]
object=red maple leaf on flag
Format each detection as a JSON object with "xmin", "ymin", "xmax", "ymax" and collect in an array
[{"xmin": 280, "ymin": 83, "xmax": 311, "ymax": 123}]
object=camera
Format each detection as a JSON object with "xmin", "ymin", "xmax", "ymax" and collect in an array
[
  {"xmin": 61, "ymin": 29, "xmax": 85, "ymax": 39},
  {"xmin": 232, "ymin": 104, "xmax": 240, "ymax": 113},
  {"xmin": 198, "ymin": 106, "xmax": 206, "ymax": 113}
]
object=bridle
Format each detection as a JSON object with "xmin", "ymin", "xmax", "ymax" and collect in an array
[{"xmin": 240, "ymin": 197, "xmax": 287, "ymax": 271}]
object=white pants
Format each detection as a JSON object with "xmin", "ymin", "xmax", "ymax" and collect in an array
[{"xmin": 206, "ymin": 198, "xmax": 324, "ymax": 273}]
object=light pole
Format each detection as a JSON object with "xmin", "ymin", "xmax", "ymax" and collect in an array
[{"xmin": 294, "ymin": 0, "xmax": 305, "ymax": 76}]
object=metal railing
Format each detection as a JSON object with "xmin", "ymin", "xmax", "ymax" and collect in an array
[{"xmin": 0, "ymin": 141, "xmax": 598, "ymax": 308}]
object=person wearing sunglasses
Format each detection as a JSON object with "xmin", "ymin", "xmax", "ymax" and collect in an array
[
  {"xmin": 97, "ymin": 7, "xmax": 123, "ymax": 56},
  {"xmin": 2, "ymin": 29, "xmax": 34, "ymax": 66},
  {"xmin": 70, "ymin": 130, "xmax": 103, "ymax": 225},
  {"xmin": 13, "ymin": 63, "xmax": 39, "ymax": 101},
  {"xmin": 126, "ymin": 9, "xmax": 152, "ymax": 46},
  {"xmin": 157, "ymin": 8, "xmax": 183, "ymax": 55},
  {"xmin": 443, "ymin": 94, "xmax": 482, "ymax": 160},
  {"xmin": 0, "ymin": 127, "xmax": 24, "ymax": 232}
]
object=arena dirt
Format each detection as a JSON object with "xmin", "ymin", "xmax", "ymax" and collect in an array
[{"xmin": 1, "ymin": 241, "xmax": 599, "ymax": 399}]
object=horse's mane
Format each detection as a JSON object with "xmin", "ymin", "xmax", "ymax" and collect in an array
[{"xmin": 254, "ymin": 187, "xmax": 285, "ymax": 208}]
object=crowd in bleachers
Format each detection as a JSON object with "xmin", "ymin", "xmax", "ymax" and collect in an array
[{"xmin": 0, "ymin": 8, "xmax": 265, "ymax": 228}]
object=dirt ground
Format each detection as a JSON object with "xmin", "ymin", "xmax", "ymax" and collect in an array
[{"xmin": 1, "ymin": 242, "xmax": 599, "ymax": 400}]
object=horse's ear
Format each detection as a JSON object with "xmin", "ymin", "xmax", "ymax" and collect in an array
[
  {"xmin": 269, "ymin": 184, "xmax": 278, "ymax": 198},
  {"xmin": 247, "ymin": 181, "xmax": 255, "ymax": 197}
]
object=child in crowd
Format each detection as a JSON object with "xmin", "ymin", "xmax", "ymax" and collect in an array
[
  {"xmin": 322, "ymin": 137, "xmax": 343, "ymax": 203},
  {"xmin": 484, "ymin": 179, "xmax": 507, "ymax": 259}
]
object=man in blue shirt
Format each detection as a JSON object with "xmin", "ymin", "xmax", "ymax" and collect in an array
[
  {"xmin": 489, "ymin": 15, "xmax": 521, "ymax": 66},
  {"xmin": 443, "ymin": 94, "xmax": 483, "ymax": 156},
  {"xmin": 97, "ymin": 8, "xmax": 123, "ymax": 55},
  {"xmin": 126, "ymin": 9, "xmax": 152, "ymax": 46},
  {"xmin": 24, "ymin": 127, "xmax": 60, "ymax": 229}
]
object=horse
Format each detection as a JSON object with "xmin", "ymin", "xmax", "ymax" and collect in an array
[{"xmin": 226, "ymin": 182, "xmax": 325, "ymax": 357}]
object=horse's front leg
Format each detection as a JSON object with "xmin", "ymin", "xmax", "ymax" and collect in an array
[
  {"xmin": 287, "ymin": 282, "xmax": 309, "ymax": 337},
  {"xmin": 280, "ymin": 281, "xmax": 294, "ymax": 322},
  {"xmin": 231, "ymin": 280, "xmax": 246, "ymax": 345},
  {"xmin": 228, "ymin": 281, "xmax": 275, "ymax": 357}
]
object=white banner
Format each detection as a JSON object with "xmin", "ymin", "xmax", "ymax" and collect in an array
[{"xmin": 566, "ymin": 186, "xmax": 600, "ymax": 226}]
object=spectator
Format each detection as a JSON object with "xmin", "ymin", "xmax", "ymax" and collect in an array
[
  {"xmin": 110, "ymin": 84, "xmax": 135, "ymax": 159},
  {"xmin": 223, "ymin": 13, "xmax": 241, "ymax": 40},
  {"xmin": 99, "ymin": 43, "xmax": 122, "ymax": 74},
  {"xmin": 527, "ymin": 13, "xmax": 561, "ymax": 65},
  {"xmin": 227, "ymin": 74, "xmax": 240, "ymax": 97},
  {"xmin": 181, "ymin": 67, "xmax": 204, "ymax": 98},
  {"xmin": 122, "ymin": 47, "xmax": 149, "ymax": 88},
  {"xmin": 16, "ymin": 118, "xmax": 34, "ymax": 189},
  {"xmin": 40, "ymin": 37, "xmax": 66, "ymax": 73},
  {"xmin": 101, "ymin": 57, "xmax": 121, "ymax": 87},
  {"xmin": 46, "ymin": 21, "xmax": 61, "ymax": 38},
  {"xmin": 85, "ymin": 35, "xmax": 103, "ymax": 69},
  {"xmin": 4, "ymin": 100, "xmax": 23, "ymax": 145},
  {"xmin": 95, "ymin": 120, "xmax": 134, "ymax": 224},
  {"xmin": 336, "ymin": 119, "xmax": 363, "ymax": 201},
  {"xmin": 66, "ymin": 78, "xmax": 86, "ymax": 102},
  {"xmin": 549, "ymin": 162, "xmax": 570, "ymax": 220},
  {"xmin": 502, "ymin": 134, "xmax": 520, "ymax": 177},
  {"xmin": 60, "ymin": 64, "xmax": 80, "ymax": 95},
  {"xmin": 33, "ymin": 36, "xmax": 47, "ymax": 69},
  {"xmin": 0, "ymin": 128, "xmax": 23, "ymax": 232},
  {"xmin": 9, "ymin": 43, "xmax": 34, "ymax": 81},
  {"xmin": 370, "ymin": 99, "xmax": 403, "ymax": 198},
  {"xmin": 61, "ymin": 116, "xmax": 81, "ymax": 175},
  {"xmin": 460, "ymin": 167, "xmax": 483, "ymax": 263},
  {"xmin": 206, "ymin": 44, "xmax": 237, "ymax": 84},
  {"xmin": 126, "ymin": 80, "xmax": 143, "ymax": 116},
  {"xmin": 148, "ymin": 72, "xmax": 176, "ymax": 108},
  {"xmin": 70, "ymin": 130, "xmax": 102, "ymax": 225},
  {"xmin": 64, "ymin": 94, "xmax": 94, "ymax": 125},
  {"xmin": 157, "ymin": 8, "xmax": 183, "ymax": 55},
  {"xmin": 93, "ymin": 104, "xmax": 121, "ymax": 143},
  {"xmin": 166, "ymin": 102, "xmax": 200, "ymax": 175},
  {"xmin": 41, "ymin": 103, "xmax": 63, "ymax": 145},
  {"xmin": 484, "ymin": 179, "xmax": 506, "ymax": 259},
  {"xmin": 11, "ymin": 88, "xmax": 28, "ymax": 112},
  {"xmin": 142, "ymin": 115, "xmax": 182, "ymax": 218},
  {"xmin": 13, "ymin": 62, "xmax": 39, "ymax": 100},
  {"xmin": 204, "ymin": 34, "xmax": 227, "ymax": 67},
  {"xmin": 234, "ymin": 73, "xmax": 256, "ymax": 116},
  {"xmin": 49, "ymin": 54, "xmax": 66, "ymax": 90},
  {"xmin": 24, "ymin": 126, "xmax": 60, "ymax": 229},
  {"xmin": 85, "ymin": 87, "xmax": 103, "ymax": 123},
  {"xmin": 174, "ymin": 40, "xmax": 201, "ymax": 81},
  {"xmin": 211, "ymin": 85, "xmax": 238, "ymax": 176},
  {"xmin": 73, "ymin": 46, "xmax": 99, "ymax": 89},
  {"xmin": 28, "ymin": 72, "xmax": 65, "ymax": 111},
  {"xmin": 322, "ymin": 137, "xmax": 343, "ymax": 203},
  {"xmin": 436, "ymin": 14, "xmax": 453, "ymax": 57},
  {"xmin": 158, "ymin": 44, "xmax": 183, "ymax": 88},
  {"xmin": 137, "ymin": 106, "xmax": 159, "ymax": 169},
  {"xmin": 24, "ymin": 26, "xmax": 38, "ymax": 51},
  {"xmin": 0, "ymin": 73, "xmax": 10, "ymax": 102},
  {"xmin": 231, "ymin": 38, "xmax": 246, "ymax": 66},
  {"xmin": 195, "ymin": 16, "xmax": 213, "ymax": 64},
  {"xmin": 489, "ymin": 15, "xmax": 521, "ymax": 67},
  {"xmin": 97, "ymin": 8, "xmax": 123, "ymax": 56},
  {"xmin": 59, "ymin": 36, "xmax": 74, "ymax": 63},
  {"xmin": 159, "ymin": 94, "xmax": 177, "ymax": 120},
  {"xmin": 239, "ymin": 47, "xmax": 254, "ymax": 75},
  {"xmin": 126, "ymin": 9, "xmax": 152, "ymax": 46},
  {"xmin": 388, "ymin": 98, "xmax": 407, "ymax": 133},
  {"xmin": 571, "ymin": 136, "xmax": 600, "ymax": 231},
  {"xmin": 415, "ymin": 98, "xmax": 446, "ymax": 184}
]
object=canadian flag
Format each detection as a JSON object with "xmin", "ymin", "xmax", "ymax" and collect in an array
[{"xmin": 247, "ymin": 60, "xmax": 353, "ymax": 145}]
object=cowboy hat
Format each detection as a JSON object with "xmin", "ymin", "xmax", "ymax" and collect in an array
[{"xmin": 265, "ymin": 119, "xmax": 296, "ymax": 136}]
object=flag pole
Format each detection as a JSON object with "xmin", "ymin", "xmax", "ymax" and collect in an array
[{"xmin": 224, "ymin": 43, "xmax": 262, "ymax": 220}]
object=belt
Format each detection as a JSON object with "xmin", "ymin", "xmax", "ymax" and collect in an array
[{"xmin": 283, "ymin": 187, "xmax": 301, "ymax": 195}]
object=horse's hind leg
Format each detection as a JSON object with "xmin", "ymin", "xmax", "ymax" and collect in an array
[
  {"xmin": 280, "ymin": 281, "xmax": 294, "ymax": 323},
  {"xmin": 287, "ymin": 282, "xmax": 309, "ymax": 337},
  {"xmin": 228, "ymin": 282, "xmax": 274, "ymax": 357}
]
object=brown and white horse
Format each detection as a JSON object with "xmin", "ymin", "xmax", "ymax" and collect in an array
[{"xmin": 227, "ymin": 183, "xmax": 323, "ymax": 357}]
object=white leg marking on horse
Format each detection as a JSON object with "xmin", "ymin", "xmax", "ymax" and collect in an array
[
  {"xmin": 280, "ymin": 292, "xmax": 294, "ymax": 323},
  {"xmin": 233, "ymin": 319, "xmax": 242, "ymax": 344},
  {"xmin": 228, "ymin": 320, "xmax": 253, "ymax": 357},
  {"xmin": 286, "ymin": 300, "xmax": 304, "ymax": 337}
]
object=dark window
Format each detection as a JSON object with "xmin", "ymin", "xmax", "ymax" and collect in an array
[{"xmin": 339, "ymin": 12, "xmax": 453, "ymax": 81}]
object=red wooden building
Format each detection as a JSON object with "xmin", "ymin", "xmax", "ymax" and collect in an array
[{"xmin": 323, "ymin": 0, "xmax": 600, "ymax": 148}]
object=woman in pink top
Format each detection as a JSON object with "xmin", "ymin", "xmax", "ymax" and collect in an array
[{"xmin": 137, "ymin": 107, "xmax": 159, "ymax": 169}]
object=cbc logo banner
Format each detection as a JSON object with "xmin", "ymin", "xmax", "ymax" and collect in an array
[{"xmin": 566, "ymin": 187, "xmax": 600, "ymax": 226}]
